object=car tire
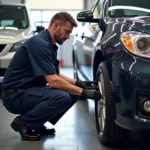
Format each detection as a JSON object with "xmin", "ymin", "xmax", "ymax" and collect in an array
[
  {"xmin": 95, "ymin": 61, "xmax": 128, "ymax": 146},
  {"xmin": 72, "ymin": 50, "xmax": 78, "ymax": 80}
]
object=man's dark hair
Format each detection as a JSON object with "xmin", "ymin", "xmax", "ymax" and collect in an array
[{"xmin": 49, "ymin": 12, "xmax": 77, "ymax": 27}]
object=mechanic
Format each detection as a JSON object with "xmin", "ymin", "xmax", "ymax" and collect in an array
[{"xmin": 1, "ymin": 12, "xmax": 101, "ymax": 141}]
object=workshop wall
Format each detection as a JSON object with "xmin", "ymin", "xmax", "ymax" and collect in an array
[
  {"xmin": 25, "ymin": 0, "xmax": 83, "ymax": 10},
  {"xmin": 1, "ymin": 0, "xmax": 22, "ymax": 3}
]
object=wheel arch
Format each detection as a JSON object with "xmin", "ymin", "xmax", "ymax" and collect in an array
[{"xmin": 93, "ymin": 50, "xmax": 104, "ymax": 81}]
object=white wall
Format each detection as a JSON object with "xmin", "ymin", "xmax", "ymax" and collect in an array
[
  {"xmin": 1, "ymin": 0, "xmax": 22, "ymax": 3},
  {"xmin": 25, "ymin": 0, "xmax": 83, "ymax": 10}
]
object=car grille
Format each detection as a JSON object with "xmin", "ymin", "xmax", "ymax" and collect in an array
[{"xmin": 0, "ymin": 44, "xmax": 6, "ymax": 53}]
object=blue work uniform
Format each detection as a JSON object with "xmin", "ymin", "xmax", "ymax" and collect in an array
[{"xmin": 2, "ymin": 29, "xmax": 79, "ymax": 130}]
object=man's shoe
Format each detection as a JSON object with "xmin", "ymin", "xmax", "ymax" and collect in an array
[
  {"xmin": 35, "ymin": 125, "xmax": 55, "ymax": 136},
  {"xmin": 10, "ymin": 116, "xmax": 41, "ymax": 141}
]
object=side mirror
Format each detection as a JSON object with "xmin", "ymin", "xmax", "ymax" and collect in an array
[
  {"xmin": 77, "ymin": 10, "xmax": 100, "ymax": 23},
  {"xmin": 36, "ymin": 26, "xmax": 45, "ymax": 33}
]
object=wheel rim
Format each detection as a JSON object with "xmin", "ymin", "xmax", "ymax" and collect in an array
[{"xmin": 97, "ymin": 74, "xmax": 106, "ymax": 132}]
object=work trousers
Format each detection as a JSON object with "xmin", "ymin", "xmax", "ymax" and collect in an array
[{"xmin": 2, "ymin": 86, "xmax": 79, "ymax": 130}]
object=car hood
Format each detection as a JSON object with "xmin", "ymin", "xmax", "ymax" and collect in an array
[
  {"xmin": 0, "ymin": 28, "xmax": 30, "ymax": 44},
  {"xmin": 114, "ymin": 16, "xmax": 150, "ymax": 34}
]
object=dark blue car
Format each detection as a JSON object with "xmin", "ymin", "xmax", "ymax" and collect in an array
[{"xmin": 73, "ymin": 0, "xmax": 150, "ymax": 146}]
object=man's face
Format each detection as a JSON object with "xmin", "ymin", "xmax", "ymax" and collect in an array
[{"xmin": 54, "ymin": 21, "xmax": 73, "ymax": 45}]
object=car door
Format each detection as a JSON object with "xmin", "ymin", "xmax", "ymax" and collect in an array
[{"xmin": 74, "ymin": 20, "xmax": 86, "ymax": 79}]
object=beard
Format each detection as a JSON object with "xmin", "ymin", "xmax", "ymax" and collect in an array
[{"xmin": 55, "ymin": 29, "xmax": 66, "ymax": 45}]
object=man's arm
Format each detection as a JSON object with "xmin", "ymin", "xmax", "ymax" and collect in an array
[
  {"xmin": 58, "ymin": 74, "xmax": 97, "ymax": 90},
  {"xmin": 45, "ymin": 74, "xmax": 82, "ymax": 95},
  {"xmin": 45, "ymin": 74, "xmax": 102, "ymax": 101},
  {"xmin": 58, "ymin": 74, "xmax": 76, "ymax": 85}
]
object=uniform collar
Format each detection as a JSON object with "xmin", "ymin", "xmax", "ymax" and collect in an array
[{"xmin": 45, "ymin": 29, "xmax": 58, "ymax": 51}]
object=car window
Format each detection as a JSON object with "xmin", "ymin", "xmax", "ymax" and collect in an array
[
  {"xmin": 0, "ymin": 5, "xmax": 28, "ymax": 29},
  {"xmin": 91, "ymin": 0, "xmax": 99, "ymax": 11},
  {"xmin": 110, "ymin": 0, "xmax": 150, "ymax": 9},
  {"xmin": 93, "ymin": 6, "xmax": 100, "ymax": 18},
  {"xmin": 97, "ymin": 0, "xmax": 106, "ymax": 18},
  {"xmin": 103, "ymin": 0, "xmax": 108, "ymax": 18},
  {"xmin": 109, "ymin": 0, "xmax": 150, "ymax": 17},
  {"xmin": 90, "ymin": 0, "xmax": 101, "ymax": 18}
]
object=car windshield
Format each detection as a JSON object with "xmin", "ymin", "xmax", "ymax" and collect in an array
[
  {"xmin": 0, "ymin": 5, "xmax": 28, "ymax": 29},
  {"xmin": 109, "ymin": 0, "xmax": 150, "ymax": 17}
]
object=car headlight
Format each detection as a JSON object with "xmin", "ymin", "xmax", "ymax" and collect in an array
[
  {"xmin": 121, "ymin": 31, "xmax": 150, "ymax": 58},
  {"xmin": 10, "ymin": 40, "xmax": 26, "ymax": 52}
]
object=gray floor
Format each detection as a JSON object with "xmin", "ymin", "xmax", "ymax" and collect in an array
[{"xmin": 0, "ymin": 68, "xmax": 148, "ymax": 150}]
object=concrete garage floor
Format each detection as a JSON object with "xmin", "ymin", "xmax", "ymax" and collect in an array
[{"xmin": 0, "ymin": 68, "xmax": 149, "ymax": 150}]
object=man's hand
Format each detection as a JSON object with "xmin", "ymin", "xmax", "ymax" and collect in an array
[
  {"xmin": 81, "ymin": 89, "xmax": 101, "ymax": 101},
  {"xmin": 75, "ymin": 80, "xmax": 98, "ymax": 90}
]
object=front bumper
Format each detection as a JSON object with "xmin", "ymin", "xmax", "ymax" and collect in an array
[
  {"xmin": 112, "ymin": 52, "xmax": 150, "ymax": 131},
  {"xmin": 0, "ymin": 52, "xmax": 15, "ymax": 68},
  {"xmin": 115, "ymin": 114, "xmax": 150, "ymax": 132}
]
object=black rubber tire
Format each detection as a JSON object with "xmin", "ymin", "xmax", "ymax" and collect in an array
[
  {"xmin": 95, "ymin": 61, "xmax": 129, "ymax": 146},
  {"xmin": 72, "ymin": 50, "xmax": 78, "ymax": 80}
]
